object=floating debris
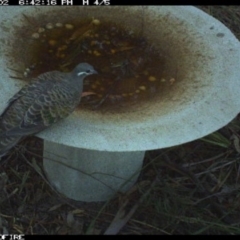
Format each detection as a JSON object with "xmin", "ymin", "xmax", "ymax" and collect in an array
[
  {"xmin": 48, "ymin": 40, "xmax": 57, "ymax": 46},
  {"xmin": 55, "ymin": 22, "xmax": 63, "ymax": 27},
  {"xmin": 139, "ymin": 86, "xmax": 146, "ymax": 91},
  {"xmin": 22, "ymin": 63, "xmax": 37, "ymax": 78},
  {"xmin": 111, "ymin": 49, "xmax": 116, "ymax": 54},
  {"xmin": 31, "ymin": 33, "xmax": 40, "ymax": 39},
  {"xmin": 169, "ymin": 78, "xmax": 176, "ymax": 84},
  {"xmin": 65, "ymin": 24, "xmax": 74, "ymax": 29},
  {"xmin": 46, "ymin": 23, "xmax": 54, "ymax": 29},
  {"xmin": 38, "ymin": 27, "xmax": 45, "ymax": 33},
  {"xmin": 148, "ymin": 76, "xmax": 156, "ymax": 82},
  {"xmin": 23, "ymin": 68, "xmax": 30, "ymax": 77},
  {"xmin": 92, "ymin": 19, "xmax": 100, "ymax": 25},
  {"xmin": 93, "ymin": 50, "xmax": 101, "ymax": 56},
  {"xmin": 68, "ymin": 22, "xmax": 94, "ymax": 42}
]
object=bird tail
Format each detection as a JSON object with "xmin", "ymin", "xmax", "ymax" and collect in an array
[{"xmin": 0, "ymin": 135, "xmax": 22, "ymax": 157}]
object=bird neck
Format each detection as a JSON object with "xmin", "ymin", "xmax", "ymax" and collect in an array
[{"xmin": 68, "ymin": 73, "xmax": 84, "ymax": 89}]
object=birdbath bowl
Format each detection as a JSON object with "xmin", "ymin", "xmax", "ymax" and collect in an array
[{"xmin": 0, "ymin": 6, "xmax": 240, "ymax": 202}]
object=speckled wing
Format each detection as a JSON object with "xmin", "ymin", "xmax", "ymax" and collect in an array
[{"xmin": 0, "ymin": 71, "xmax": 81, "ymax": 137}]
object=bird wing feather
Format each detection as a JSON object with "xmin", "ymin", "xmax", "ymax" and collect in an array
[{"xmin": 1, "ymin": 71, "xmax": 81, "ymax": 137}]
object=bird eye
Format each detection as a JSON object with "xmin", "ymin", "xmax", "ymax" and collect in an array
[{"xmin": 86, "ymin": 70, "xmax": 91, "ymax": 74}]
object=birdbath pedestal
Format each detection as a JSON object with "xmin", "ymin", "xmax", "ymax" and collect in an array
[{"xmin": 43, "ymin": 143, "xmax": 145, "ymax": 201}]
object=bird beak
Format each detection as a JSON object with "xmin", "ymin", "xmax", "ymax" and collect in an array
[{"xmin": 92, "ymin": 70, "xmax": 98, "ymax": 74}]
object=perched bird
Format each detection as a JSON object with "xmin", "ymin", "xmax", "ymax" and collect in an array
[{"xmin": 0, "ymin": 62, "xmax": 97, "ymax": 157}]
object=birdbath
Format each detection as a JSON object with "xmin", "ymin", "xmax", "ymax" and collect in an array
[{"xmin": 0, "ymin": 6, "xmax": 240, "ymax": 202}]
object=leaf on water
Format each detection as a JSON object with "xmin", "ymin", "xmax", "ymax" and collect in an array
[{"xmin": 69, "ymin": 22, "xmax": 95, "ymax": 43}]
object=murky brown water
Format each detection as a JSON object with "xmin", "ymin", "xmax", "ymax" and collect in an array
[{"xmin": 6, "ymin": 15, "xmax": 176, "ymax": 112}]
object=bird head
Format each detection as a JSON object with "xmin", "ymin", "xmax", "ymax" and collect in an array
[{"xmin": 73, "ymin": 63, "xmax": 98, "ymax": 78}]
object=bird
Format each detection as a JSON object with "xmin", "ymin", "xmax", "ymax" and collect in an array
[{"xmin": 0, "ymin": 62, "xmax": 97, "ymax": 157}]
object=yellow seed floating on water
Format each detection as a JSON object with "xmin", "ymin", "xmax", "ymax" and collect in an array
[
  {"xmin": 122, "ymin": 93, "xmax": 127, "ymax": 97},
  {"xmin": 111, "ymin": 49, "xmax": 116, "ymax": 54},
  {"xmin": 32, "ymin": 33, "xmax": 40, "ymax": 39},
  {"xmin": 38, "ymin": 27, "xmax": 45, "ymax": 33},
  {"xmin": 148, "ymin": 76, "xmax": 156, "ymax": 82},
  {"xmin": 92, "ymin": 19, "xmax": 100, "ymax": 25},
  {"xmin": 60, "ymin": 54, "xmax": 65, "ymax": 58},
  {"xmin": 135, "ymin": 90, "xmax": 140, "ymax": 93},
  {"xmin": 128, "ymin": 93, "xmax": 134, "ymax": 96},
  {"xmin": 88, "ymin": 50, "xmax": 92, "ymax": 54},
  {"xmin": 46, "ymin": 23, "xmax": 54, "ymax": 29},
  {"xmin": 58, "ymin": 45, "xmax": 67, "ymax": 51},
  {"xmin": 55, "ymin": 23, "xmax": 63, "ymax": 27},
  {"xmin": 139, "ymin": 86, "xmax": 146, "ymax": 91},
  {"xmin": 65, "ymin": 24, "xmax": 74, "ymax": 29},
  {"xmin": 161, "ymin": 78, "xmax": 166, "ymax": 82},
  {"xmin": 143, "ymin": 70, "xmax": 149, "ymax": 75},
  {"xmin": 48, "ymin": 40, "xmax": 57, "ymax": 46},
  {"xmin": 93, "ymin": 50, "xmax": 101, "ymax": 56}
]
